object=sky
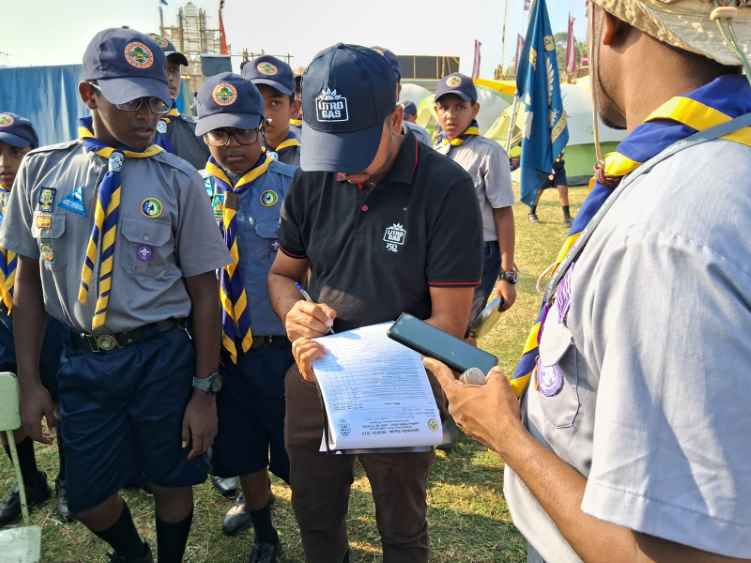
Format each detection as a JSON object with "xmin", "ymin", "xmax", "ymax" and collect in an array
[{"xmin": 2, "ymin": 0, "xmax": 586, "ymax": 76}]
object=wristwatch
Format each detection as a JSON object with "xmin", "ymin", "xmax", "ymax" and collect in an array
[
  {"xmin": 498, "ymin": 270, "xmax": 518, "ymax": 285},
  {"xmin": 192, "ymin": 370, "xmax": 223, "ymax": 394}
]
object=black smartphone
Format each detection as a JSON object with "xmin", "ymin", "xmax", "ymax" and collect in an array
[{"xmin": 388, "ymin": 313, "xmax": 498, "ymax": 374}]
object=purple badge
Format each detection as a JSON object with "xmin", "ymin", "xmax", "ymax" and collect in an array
[
  {"xmin": 136, "ymin": 245, "xmax": 154, "ymax": 262},
  {"xmin": 555, "ymin": 268, "xmax": 573, "ymax": 323},
  {"xmin": 536, "ymin": 361, "xmax": 564, "ymax": 397}
]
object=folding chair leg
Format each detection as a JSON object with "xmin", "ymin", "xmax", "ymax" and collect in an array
[{"xmin": 5, "ymin": 430, "xmax": 30, "ymax": 525}]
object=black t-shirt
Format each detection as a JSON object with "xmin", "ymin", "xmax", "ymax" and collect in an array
[{"xmin": 279, "ymin": 132, "xmax": 483, "ymax": 332}]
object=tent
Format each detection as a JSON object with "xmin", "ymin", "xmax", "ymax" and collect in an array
[{"xmin": 405, "ymin": 75, "xmax": 625, "ymax": 184}]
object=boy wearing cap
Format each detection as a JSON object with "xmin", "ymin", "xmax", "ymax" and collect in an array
[
  {"xmin": 0, "ymin": 29, "xmax": 229, "ymax": 563},
  {"xmin": 268, "ymin": 43, "xmax": 483, "ymax": 563},
  {"xmin": 433, "ymin": 73, "xmax": 517, "ymax": 321},
  {"xmin": 242, "ymin": 55, "xmax": 302, "ymax": 167},
  {"xmin": 148, "ymin": 34, "xmax": 210, "ymax": 170},
  {"xmin": 197, "ymin": 72, "xmax": 295, "ymax": 563},
  {"xmin": 289, "ymin": 70, "xmax": 304, "ymax": 135},
  {"xmin": 427, "ymin": 1, "xmax": 751, "ymax": 562},
  {"xmin": 0, "ymin": 113, "xmax": 71, "ymax": 525}
]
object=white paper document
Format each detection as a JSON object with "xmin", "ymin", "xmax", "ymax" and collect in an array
[{"xmin": 313, "ymin": 323, "xmax": 443, "ymax": 452}]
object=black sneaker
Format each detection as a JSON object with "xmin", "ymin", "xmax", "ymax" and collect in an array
[
  {"xmin": 528, "ymin": 212, "xmax": 540, "ymax": 224},
  {"xmin": 0, "ymin": 471, "xmax": 51, "ymax": 526},
  {"xmin": 249, "ymin": 540, "xmax": 281, "ymax": 563},
  {"xmin": 55, "ymin": 477, "xmax": 73, "ymax": 521},
  {"xmin": 108, "ymin": 542, "xmax": 153, "ymax": 563},
  {"xmin": 563, "ymin": 214, "xmax": 573, "ymax": 228}
]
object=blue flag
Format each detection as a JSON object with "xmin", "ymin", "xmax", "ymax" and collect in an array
[{"xmin": 516, "ymin": 0, "xmax": 569, "ymax": 207}]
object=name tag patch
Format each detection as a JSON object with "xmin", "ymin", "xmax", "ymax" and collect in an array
[{"xmin": 34, "ymin": 211, "xmax": 52, "ymax": 230}]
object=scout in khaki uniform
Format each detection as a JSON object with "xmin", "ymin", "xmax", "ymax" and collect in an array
[
  {"xmin": 198, "ymin": 72, "xmax": 295, "ymax": 563},
  {"xmin": 242, "ymin": 55, "xmax": 302, "ymax": 167},
  {"xmin": 0, "ymin": 113, "xmax": 70, "ymax": 525},
  {"xmin": 0, "ymin": 29, "xmax": 229, "ymax": 563}
]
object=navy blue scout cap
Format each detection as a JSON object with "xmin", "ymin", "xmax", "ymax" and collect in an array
[
  {"xmin": 371, "ymin": 46, "xmax": 401, "ymax": 82},
  {"xmin": 241, "ymin": 55, "xmax": 295, "ymax": 97},
  {"xmin": 149, "ymin": 33, "xmax": 189, "ymax": 66},
  {"xmin": 402, "ymin": 101, "xmax": 417, "ymax": 119},
  {"xmin": 82, "ymin": 28, "xmax": 171, "ymax": 105},
  {"xmin": 301, "ymin": 44, "xmax": 397, "ymax": 173},
  {"xmin": 435, "ymin": 73, "xmax": 478, "ymax": 104},
  {"xmin": 195, "ymin": 72, "xmax": 265, "ymax": 136},
  {"xmin": 0, "ymin": 113, "xmax": 38, "ymax": 149}
]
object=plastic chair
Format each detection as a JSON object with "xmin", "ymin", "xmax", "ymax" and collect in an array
[{"xmin": 0, "ymin": 372, "xmax": 41, "ymax": 563}]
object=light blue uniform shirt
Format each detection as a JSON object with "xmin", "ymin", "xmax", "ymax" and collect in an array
[
  {"xmin": 202, "ymin": 159, "xmax": 296, "ymax": 336},
  {"xmin": 505, "ymin": 139, "xmax": 751, "ymax": 562}
]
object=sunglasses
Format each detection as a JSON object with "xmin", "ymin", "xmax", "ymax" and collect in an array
[
  {"xmin": 205, "ymin": 128, "xmax": 262, "ymax": 147},
  {"xmin": 88, "ymin": 83, "xmax": 171, "ymax": 116}
]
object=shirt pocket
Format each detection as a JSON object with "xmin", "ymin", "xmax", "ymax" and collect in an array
[
  {"xmin": 32, "ymin": 213, "xmax": 67, "ymax": 270},
  {"xmin": 537, "ymin": 319, "xmax": 581, "ymax": 429},
  {"xmin": 119, "ymin": 217, "xmax": 174, "ymax": 276},
  {"xmin": 248, "ymin": 220, "xmax": 281, "ymax": 261}
]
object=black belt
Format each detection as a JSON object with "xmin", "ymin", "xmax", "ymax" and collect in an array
[
  {"xmin": 70, "ymin": 318, "xmax": 188, "ymax": 353},
  {"xmin": 251, "ymin": 335, "xmax": 290, "ymax": 349}
]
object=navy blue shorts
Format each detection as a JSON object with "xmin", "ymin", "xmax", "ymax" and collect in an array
[
  {"xmin": 546, "ymin": 164, "xmax": 568, "ymax": 188},
  {"xmin": 0, "ymin": 312, "xmax": 67, "ymax": 400},
  {"xmin": 212, "ymin": 341, "xmax": 293, "ymax": 483},
  {"xmin": 57, "ymin": 327, "xmax": 208, "ymax": 514}
]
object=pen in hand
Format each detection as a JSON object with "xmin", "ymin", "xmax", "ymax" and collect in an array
[{"xmin": 295, "ymin": 282, "xmax": 335, "ymax": 334}]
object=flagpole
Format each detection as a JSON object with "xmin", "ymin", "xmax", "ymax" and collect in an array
[
  {"xmin": 500, "ymin": 0, "xmax": 509, "ymax": 73},
  {"xmin": 159, "ymin": 2, "xmax": 165, "ymax": 35}
]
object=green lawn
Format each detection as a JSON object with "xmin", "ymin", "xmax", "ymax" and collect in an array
[{"xmin": 0, "ymin": 188, "xmax": 586, "ymax": 562}]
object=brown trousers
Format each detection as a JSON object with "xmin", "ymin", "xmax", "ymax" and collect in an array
[{"xmin": 285, "ymin": 365, "xmax": 435, "ymax": 563}]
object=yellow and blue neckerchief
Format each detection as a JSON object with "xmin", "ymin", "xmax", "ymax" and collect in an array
[
  {"xmin": 204, "ymin": 153, "xmax": 274, "ymax": 363},
  {"xmin": 440, "ymin": 120, "xmax": 481, "ymax": 147},
  {"xmin": 77, "ymin": 117, "xmax": 163, "ymax": 331},
  {"xmin": 289, "ymin": 118, "xmax": 303, "ymax": 128},
  {"xmin": 511, "ymin": 74, "xmax": 751, "ymax": 398},
  {"xmin": 0, "ymin": 184, "xmax": 16, "ymax": 312},
  {"xmin": 272, "ymin": 131, "xmax": 301, "ymax": 154}
]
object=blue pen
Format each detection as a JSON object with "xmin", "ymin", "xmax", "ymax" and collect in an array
[{"xmin": 295, "ymin": 282, "xmax": 335, "ymax": 334}]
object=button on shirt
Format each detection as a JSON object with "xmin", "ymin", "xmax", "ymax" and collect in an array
[
  {"xmin": 204, "ymin": 159, "xmax": 296, "ymax": 335},
  {"xmin": 279, "ymin": 131, "xmax": 483, "ymax": 332},
  {"xmin": 434, "ymin": 136, "xmax": 514, "ymax": 241},
  {"xmin": 0, "ymin": 140, "xmax": 231, "ymax": 333},
  {"xmin": 504, "ymin": 140, "xmax": 751, "ymax": 561}
]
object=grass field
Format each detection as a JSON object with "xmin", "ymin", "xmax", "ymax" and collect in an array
[{"xmin": 0, "ymin": 188, "xmax": 586, "ymax": 563}]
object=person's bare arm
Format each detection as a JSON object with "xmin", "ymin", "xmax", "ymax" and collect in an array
[
  {"xmin": 427, "ymin": 360, "xmax": 750, "ymax": 563},
  {"xmin": 493, "ymin": 206, "xmax": 516, "ymax": 311},
  {"xmin": 13, "ymin": 255, "xmax": 54, "ymax": 444},
  {"xmin": 424, "ymin": 286, "xmax": 475, "ymax": 338},
  {"xmin": 268, "ymin": 251, "xmax": 336, "ymax": 381},
  {"xmin": 182, "ymin": 271, "xmax": 220, "ymax": 460}
]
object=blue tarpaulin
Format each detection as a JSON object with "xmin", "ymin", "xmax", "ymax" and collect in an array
[{"xmin": 0, "ymin": 64, "xmax": 89, "ymax": 146}]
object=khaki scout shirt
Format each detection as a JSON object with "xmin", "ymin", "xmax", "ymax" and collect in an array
[{"xmin": 0, "ymin": 140, "xmax": 230, "ymax": 334}]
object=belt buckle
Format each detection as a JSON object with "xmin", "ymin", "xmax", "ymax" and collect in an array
[{"xmin": 95, "ymin": 334, "xmax": 118, "ymax": 352}]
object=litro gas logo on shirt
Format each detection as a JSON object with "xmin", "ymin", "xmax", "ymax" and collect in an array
[
  {"xmin": 383, "ymin": 223, "xmax": 407, "ymax": 253},
  {"xmin": 316, "ymin": 88, "xmax": 349, "ymax": 122}
]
